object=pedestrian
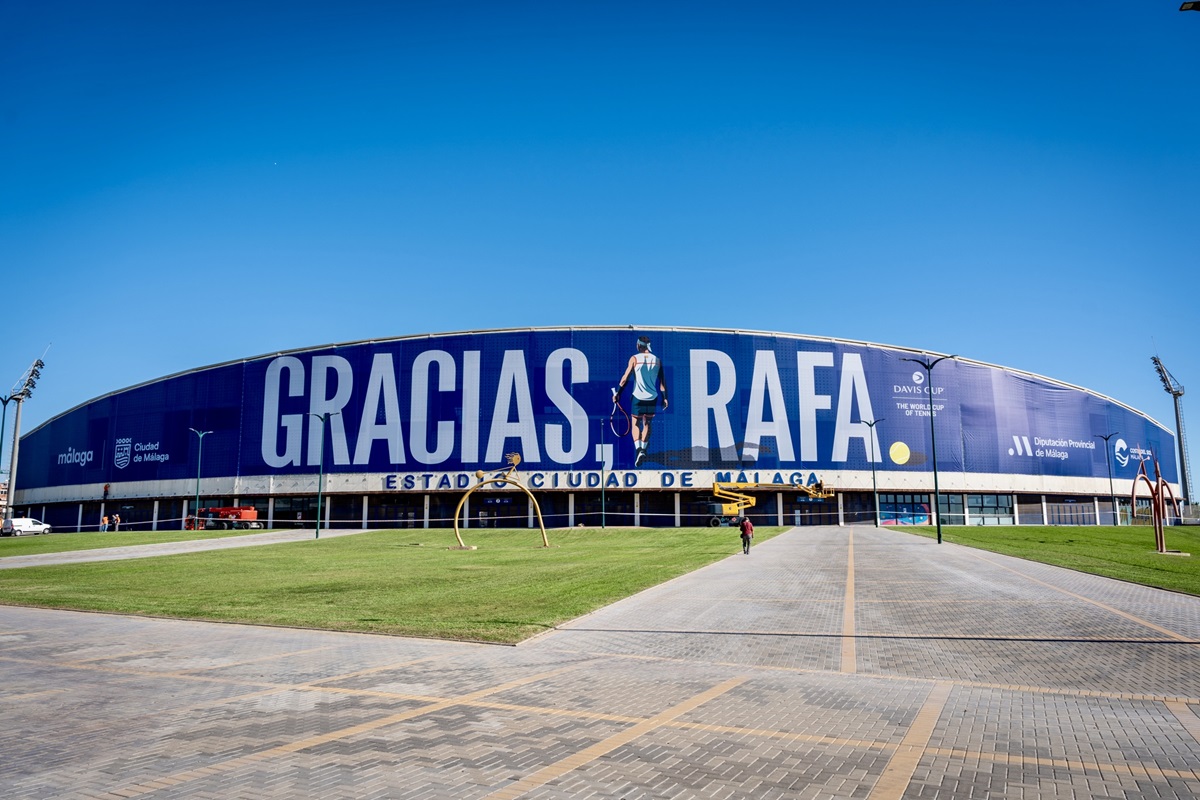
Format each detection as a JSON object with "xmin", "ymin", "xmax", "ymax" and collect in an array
[
  {"xmin": 100, "ymin": 514, "xmax": 108, "ymax": 533},
  {"xmin": 739, "ymin": 515, "xmax": 754, "ymax": 555},
  {"xmin": 112, "ymin": 513, "xmax": 121, "ymax": 532}
]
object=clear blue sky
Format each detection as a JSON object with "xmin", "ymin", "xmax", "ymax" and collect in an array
[{"xmin": 2, "ymin": 2, "xmax": 1197, "ymax": 479}]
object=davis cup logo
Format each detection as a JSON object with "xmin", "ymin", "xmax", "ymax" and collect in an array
[
  {"xmin": 1114, "ymin": 438, "xmax": 1129, "ymax": 468},
  {"xmin": 114, "ymin": 437, "xmax": 132, "ymax": 470}
]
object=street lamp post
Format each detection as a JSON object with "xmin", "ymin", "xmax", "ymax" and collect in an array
[
  {"xmin": 1094, "ymin": 431, "xmax": 1120, "ymax": 526},
  {"xmin": 308, "ymin": 412, "xmax": 339, "ymax": 539},
  {"xmin": 189, "ymin": 428, "xmax": 212, "ymax": 529},
  {"xmin": 900, "ymin": 355, "xmax": 957, "ymax": 544},
  {"xmin": 864, "ymin": 418, "xmax": 885, "ymax": 527},
  {"xmin": 600, "ymin": 416, "xmax": 606, "ymax": 529}
]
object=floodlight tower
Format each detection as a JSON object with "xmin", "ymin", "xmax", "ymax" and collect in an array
[
  {"xmin": 2, "ymin": 357, "xmax": 45, "ymax": 520},
  {"xmin": 1152, "ymin": 356, "xmax": 1193, "ymax": 506}
]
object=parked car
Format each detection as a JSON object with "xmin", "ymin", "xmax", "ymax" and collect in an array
[{"xmin": 1, "ymin": 517, "xmax": 52, "ymax": 536}]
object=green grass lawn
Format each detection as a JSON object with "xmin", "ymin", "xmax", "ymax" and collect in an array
[
  {"xmin": 906, "ymin": 524, "xmax": 1200, "ymax": 596},
  {"xmin": 0, "ymin": 526, "xmax": 784, "ymax": 643},
  {"xmin": 0, "ymin": 527, "xmax": 267, "ymax": 556}
]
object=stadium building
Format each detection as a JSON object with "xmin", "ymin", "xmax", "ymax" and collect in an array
[{"xmin": 12, "ymin": 327, "xmax": 1179, "ymax": 532}]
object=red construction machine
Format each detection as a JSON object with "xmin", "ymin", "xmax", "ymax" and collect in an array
[{"xmin": 185, "ymin": 506, "xmax": 263, "ymax": 531}]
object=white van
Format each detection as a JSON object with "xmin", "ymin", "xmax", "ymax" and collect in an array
[{"xmin": 1, "ymin": 518, "xmax": 52, "ymax": 536}]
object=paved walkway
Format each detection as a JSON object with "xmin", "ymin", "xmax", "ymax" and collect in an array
[{"xmin": 2, "ymin": 526, "xmax": 1199, "ymax": 798}]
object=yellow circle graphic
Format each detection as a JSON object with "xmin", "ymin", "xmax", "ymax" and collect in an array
[{"xmin": 889, "ymin": 441, "xmax": 911, "ymax": 465}]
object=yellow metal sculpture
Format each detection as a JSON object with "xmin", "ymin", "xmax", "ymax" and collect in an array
[{"xmin": 451, "ymin": 452, "xmax": 550, "ymax": 549}]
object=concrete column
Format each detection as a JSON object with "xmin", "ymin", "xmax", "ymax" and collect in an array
[
  {"xmin": 1093, "ymin": 497, "xmax": 1102, "ymax": 525},
  {"xmin": 267, "ymin": 497, "xmax": 275, "ymax": 529},
  {"xmin": 362, "ymin": 494, "xmax": 369, "ymax": 529},
  {"xmin": 462, "ymin": 494, "xmax": 469, "ymax": 528},
  {"xmin": 423, "ymin": 494, "xmax": 430, "ymax": 528},
  {"xmin": 1041, "ymin": 495, "xmax": 1049, "ymax": 525},
  {"xmin": 674, "ymin": 492, "xmax": 681, "ymax": 527},
  {"xmin": 837, "ymin": 493, "xmax": 845, "ymax": 527},
  {"xmin": 76, "ymin": 504, "xmax": 83, "ymax": 533},
  {"xmin": 528, "ymin": 500, "xmax": 534, "ymax": 528},
  {"xmin": 776, "ymin": 492, "xmax": 784, "ymax": 526},
  {"xmin": 568, "ymin": 493, "xmax": 575, "ymax": 527},
  {"xmin": 634, "ymin": 493, "xmax": 641, "ymax": 526},
  {"xmin": 152, "ymin": 500, "xmax": 159, "ymax": 531}
]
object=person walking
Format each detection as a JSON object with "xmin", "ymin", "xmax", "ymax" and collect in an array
[
  {"xmin": 112, "ymin": 513, "xmax": 121, "ymax": 533},
  {"xmin": 739, "ymin": 515, "xmax": 754, "ymax": 555},
  {"xmin": 100, "ymin": 514, "xmax": 109, "ymax": 533}
]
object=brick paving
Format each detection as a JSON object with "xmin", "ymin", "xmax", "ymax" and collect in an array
[{"xmin": 2, "ymin": 525, "xmax": 1200, "ymax": 798}]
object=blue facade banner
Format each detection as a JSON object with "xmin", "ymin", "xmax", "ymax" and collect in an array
[{"xmin": 17, "ymin": 328, "xmax": 1177, "ymax": 490}]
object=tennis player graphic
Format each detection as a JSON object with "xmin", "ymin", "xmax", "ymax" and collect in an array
[{"xmin": 612, "ymin": 335, "xmax": 668, "ymax": 467}]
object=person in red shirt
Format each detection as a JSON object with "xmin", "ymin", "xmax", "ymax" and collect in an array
[{"xmin": 739, "ymin": 516, "xmax": 754, "ymax": 554}]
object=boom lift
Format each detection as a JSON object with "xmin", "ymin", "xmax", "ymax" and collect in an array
[
  {"xmin": 705, "ymin": 481, "xmax": 834, "ymax": 527},
  {"xmin": 185, "ymin": 506, "xmax": 263, "ymax": 531}
]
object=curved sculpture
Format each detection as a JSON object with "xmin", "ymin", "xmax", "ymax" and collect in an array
[
  {"xmin": 1130, "ymin": 456, "xmax": 1182, "ymax": 554},
  {"xmin": 451, "ymin": 453, "xmax": 550, "ymax": 549}
]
